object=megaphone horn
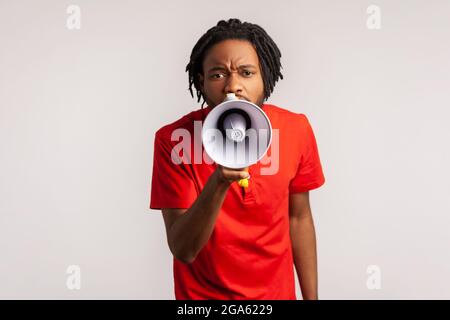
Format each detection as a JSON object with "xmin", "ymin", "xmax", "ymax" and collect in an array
[{"xmin": 201, "ymin": 93, "xmax": 273, "ymax": 188}]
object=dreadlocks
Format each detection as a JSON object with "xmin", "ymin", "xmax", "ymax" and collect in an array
[{"xmin": 185, "ymin": 18, "xmax": 283, "ymax": 107}]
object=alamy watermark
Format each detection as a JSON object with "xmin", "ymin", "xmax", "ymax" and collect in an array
[
  {"xmin": 66, "ymin": 265, "xmax": 81, "ymax": 290},
  {"xmin": 366, "ymin": 5, "xmax": 381, "ymax": 30},
  {"xmin": 66, "ymin": 5, "xmax": 81, "ymax": 30},
  {"xmin": 366, "ymin": 264, "xmax": 381, "ymax": 290},
  {"xmin": 170, "ymin": 121, "xmax": 280, "ymax": 175}
]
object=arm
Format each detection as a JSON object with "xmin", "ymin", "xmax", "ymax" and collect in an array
[
  {"xmin": 162, "ymin": 165, "xmax": 249, "ymax": 264},
  {"xmin": 289, "ymin": 191, "xmax": 318, "ymax": 300}
]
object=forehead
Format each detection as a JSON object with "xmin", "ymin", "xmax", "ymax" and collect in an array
[{"xmin": 202, "ymin": 39, "xmax": 260, "ymax": 69}]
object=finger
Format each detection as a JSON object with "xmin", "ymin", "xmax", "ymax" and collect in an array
[{"xmin": 224, "ymin": 170, "xmax": 250, "ymax": 181}]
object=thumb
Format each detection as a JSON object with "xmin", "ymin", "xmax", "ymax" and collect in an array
[{"xmin": 240, "ymin": 171, "xmax": 250, "ymax": 179}]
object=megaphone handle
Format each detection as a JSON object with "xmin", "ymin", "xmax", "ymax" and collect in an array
[{"xmin": 238, "ymin": 177, "xmax": 249, "ymax": 188}]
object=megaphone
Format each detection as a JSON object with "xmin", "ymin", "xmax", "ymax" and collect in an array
[{"xmin": 202, "ymin": 93, "xmax": 273, "ymax": 188}]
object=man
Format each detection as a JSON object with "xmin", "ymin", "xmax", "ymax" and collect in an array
[{"xmin": 150, "ymin": 18, "xmax": 325, "ymax": 300}]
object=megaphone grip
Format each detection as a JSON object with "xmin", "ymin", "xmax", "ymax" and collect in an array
[{"xmin": 238, "ymin": 178, "xmax": 249, "ymax": 188}]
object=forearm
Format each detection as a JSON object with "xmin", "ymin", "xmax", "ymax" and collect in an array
[
  {"xmin": 169, "ymin": 169, "xmax": 231, "ymax": 263},
  {"xmin": 290, "ymin": 214, "xmax": 318, "ymax": 300}
]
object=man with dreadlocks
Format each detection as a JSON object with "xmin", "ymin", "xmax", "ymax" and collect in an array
[{"xmin": 150, "ymin": 19, "xmax": 325, "ymax": 300}]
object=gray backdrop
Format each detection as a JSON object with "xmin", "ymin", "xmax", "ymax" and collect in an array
[{"xmin": 1, "ymin": 0, "xmax": 449, "ymax": 299}]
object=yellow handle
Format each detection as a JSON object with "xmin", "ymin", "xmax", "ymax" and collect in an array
[{"xmin": 238, "ymin": 178, "xmax": 249, "ymax": 188}]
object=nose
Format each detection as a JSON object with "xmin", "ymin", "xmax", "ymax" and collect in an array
[{"xmin": 224, "ymin": 72, "xmax": 243, "ymax": 96}]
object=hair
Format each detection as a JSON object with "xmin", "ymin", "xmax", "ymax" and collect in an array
[{"xmin": 185, "ymin": 18, "xmax": 283, "ymax": 107}]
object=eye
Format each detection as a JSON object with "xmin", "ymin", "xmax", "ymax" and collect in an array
[
  {"xmin": 210, "ymin": 73, "xmax": 225, "ymax": 79},
  {"xmin": 242, "ymin": 70, "xmax": 254, "ymax": 77}
]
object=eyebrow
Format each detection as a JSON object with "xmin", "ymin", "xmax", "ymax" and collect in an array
[{"xmin": 207, "ymin": 64, "xmax": 257, "ymax": 73}]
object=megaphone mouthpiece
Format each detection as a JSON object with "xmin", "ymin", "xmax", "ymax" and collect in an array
[{"xmin": 225, "ymin": 93, "xmax": 237, "ymax": 101}]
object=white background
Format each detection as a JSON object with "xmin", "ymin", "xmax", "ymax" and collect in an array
[{"xmin": 1, "ymin": 0, "xmax": 449, "ymax": 299}]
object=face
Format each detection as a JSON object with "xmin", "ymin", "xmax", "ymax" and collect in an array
[{"xmin": 198, "ymin": 39, "xmax": 265, "ymax": 108}]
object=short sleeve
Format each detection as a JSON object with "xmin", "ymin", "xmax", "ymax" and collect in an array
[
  {"xmin": 288, "ymin": 115, "xmax": 325, "ymax": 193},
  {"xmin": 149, "ymin": 132, "xmax": 198, "ymax": 210}
]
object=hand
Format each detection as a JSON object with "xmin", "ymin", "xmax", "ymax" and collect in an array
[{"xmin": 214, "ymin": 165, "xmax": 249, "ymax": 186}]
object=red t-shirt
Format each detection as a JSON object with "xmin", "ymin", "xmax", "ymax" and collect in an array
[{"xmin": 150, "ymin": 104, "xmax": 325, "ymax": 299}]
